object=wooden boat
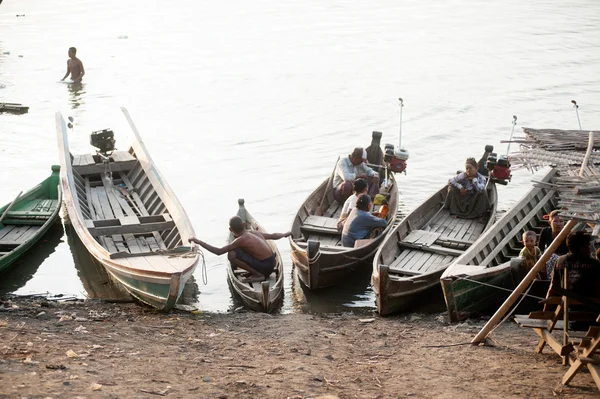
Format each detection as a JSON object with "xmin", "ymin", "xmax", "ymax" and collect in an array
[
  {"xmin": 55, "ymin": 107, "xmax": 198, "ymax": 311},
  {"xmin": 227, "ymin": 199, "xmax": 284, "ymax": 312},
  {"xmin": 289, "ymin": 152, "xmax": 399, "ymax": 289},
  {"xmin": 0, "ymin": 166, "xmax": 62, "ymax": 275},
  {"xmin": 440, "ymin": 168, "xmax": 558, "ymax": 322},
  {"xmin": 372, "ymin": 162, "xmax": 499, "ymax": 316},
  {"xmin": 0, "ymin": 102, "xmax": 29, "ymax": 115}
]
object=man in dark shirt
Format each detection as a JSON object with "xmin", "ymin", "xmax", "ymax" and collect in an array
[{"xmin": 549, "ymin": 230, "xmax": 600, "ymax": 297}]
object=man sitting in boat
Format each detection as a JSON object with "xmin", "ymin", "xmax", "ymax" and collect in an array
[
  {"xmin": 445, "ymin": 157, "xmax": 488, "ymax": 219},
  {"xmin": 342, "ymin": 194, "xmax": 388, "ymax": 247},
  {"xmin": 189, "ymin": 217, "xmax": 291, "ymax": 283},
  {"xmin": 333, "ymin": 147, "xmax": 379, "ymax": 203},
  {"xmin": 337, "ymin": 178, "xmax": 368, "ymax": 232}
]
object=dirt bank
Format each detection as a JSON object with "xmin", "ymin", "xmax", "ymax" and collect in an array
[{"xmin": 0, "ymin": 297, "xmax": 597, "ymax": 399}]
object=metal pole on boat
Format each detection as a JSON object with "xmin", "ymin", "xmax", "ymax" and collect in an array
[
  {"xmin": 398, "ymin": 98, "xmax": 404, "ymax": 150},
  {"xmin": 571, "ymin": 100, "xmax": 582, "ymax": 130},
  {"xmin": 505, "ymin": 115, "xmax": 517, "ymax": 156}
]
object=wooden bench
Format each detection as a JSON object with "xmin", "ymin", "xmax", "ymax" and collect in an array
[
  {"xmin": 301, "ymin": 215, "xmax": 340, "ymax": 236},
  {"xmin": 515, "ymin": 290, "xmax": 600, "ymax": 393}
]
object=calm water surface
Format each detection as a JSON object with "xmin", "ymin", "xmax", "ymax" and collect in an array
[{"xmin": 1, "ymin": 0, "xmax": 599, "ymax": 313}]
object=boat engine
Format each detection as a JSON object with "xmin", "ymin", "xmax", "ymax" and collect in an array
[
  {"xmin": 384, "ymin": 143, "xmax": 408, "ymax": 174},
  {"xmin": 486, "ymin": 152, "xmax": 511, "ymax": 183},
  {"xmin": 90, "ymin": 129, "xmax": 116, "ymax": 156}
]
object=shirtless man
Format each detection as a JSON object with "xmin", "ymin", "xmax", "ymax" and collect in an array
[
  {"xmin": 61, "ymin": 47, "xmax": 85, "ymax": 83},
  {"xmin": 188, "ymin": 216, "xmax": 291, "ymax": 282}
]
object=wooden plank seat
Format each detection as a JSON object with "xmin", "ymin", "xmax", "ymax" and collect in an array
[
  {"xmin": 515, "ymin": 289, "xmax": 600, "ymax": 364},
  {"xmin": 87, "ymin": 214, "xmax": 174, "ymax": 236},
  {"xmin": 301, "ymin": 215, "xmax": 340, "ymax": 235},
  {"xmin": 397, "ymin": 241, "xmax": 463, "ymax": 257}
]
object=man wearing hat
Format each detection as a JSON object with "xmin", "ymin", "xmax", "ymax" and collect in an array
[{"xmin": 333, "ymin": 147, "xmax": 379, "ymax": 203}]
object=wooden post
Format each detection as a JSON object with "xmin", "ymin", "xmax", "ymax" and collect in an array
[{"xmin": 471, "ymin": 218, "xmax": 577, "ymax": 344}]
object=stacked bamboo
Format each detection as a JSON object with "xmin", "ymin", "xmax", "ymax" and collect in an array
[{"xmin": 508, "ymin": 128, "xmax": 599, "ymax": 224}]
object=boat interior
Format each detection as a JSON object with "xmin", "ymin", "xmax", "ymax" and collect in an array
[
  {"xmin": 70, "ymin": 149, "xmax": 182, "ymax": 260},
  {"xmin": 0, "ymin": 184, "xmax": 60, "ymax": 258},
  {"xmin": 384, "ymin": 186, "xmax": 494, "ymax": 279},
  {"xmin": 293, "ymin": 182, "xmax": 394, "ymax": 252}
]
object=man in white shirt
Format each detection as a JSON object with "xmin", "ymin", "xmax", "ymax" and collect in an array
[{"xmin": 333, "ymin": 147, "xmax": 379, "ymax": 203}]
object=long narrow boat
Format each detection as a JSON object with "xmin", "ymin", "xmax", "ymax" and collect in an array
[
  {"xmin": 0, "ymin": 166, "xmax": 62, "ymax": 275},
  {"xmin": 289, "ymin": 152, "xmax": 399, "ymax": 290},
  {"xmin": 227, "ymin": 199, "xmax": 284, "ymax": 312},
  {"xmin": 372, "ymin": 156, "xmax": 499, "ymax": 316},
  {"xmin": 440, "ymin": 168, "xmax": 558, "ymax": 322},
  {"xmin": 55, "ymin": 108, "xmax": 198, "ymax": 311}
]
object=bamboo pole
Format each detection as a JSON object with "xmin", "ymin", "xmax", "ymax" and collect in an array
[
  {"xmin": 471, "ymin": 218, "xmax": 577, "ymax": 344},
  {"xmin": 0, "ymin": 191, "xmax": 23, "ymax": 225}
]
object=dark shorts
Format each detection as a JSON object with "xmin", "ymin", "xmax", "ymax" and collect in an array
[{"xmin": 235, "ymin": 248, "xmax": 276, "ymax": 277}]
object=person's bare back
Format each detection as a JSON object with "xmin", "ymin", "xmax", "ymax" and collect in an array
[{"xmin": 234, "ymin": 230, "xmax": 274, "ymax": 261}]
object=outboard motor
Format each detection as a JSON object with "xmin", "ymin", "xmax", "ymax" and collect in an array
[
  {"xmin": 384, "ymin": 144, "xmax": 408, "ymax": 173},
  {"xmin": 493, "ymin": 155, "xmax": 511, "ymax": 181},
  {"xmin": 90, "ymin": 129, "xmax": 116, "ymax": 156}
]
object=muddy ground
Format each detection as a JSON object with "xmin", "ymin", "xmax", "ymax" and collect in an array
[{"xmin": 0, "ymin": 297, "xmax": 598, "ymax": 399}]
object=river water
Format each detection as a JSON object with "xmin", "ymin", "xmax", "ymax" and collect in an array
[{"xmin": 1, "ymin": 0, "xmax": 599, "ymax": 313}]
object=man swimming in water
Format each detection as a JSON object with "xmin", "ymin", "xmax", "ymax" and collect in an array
[
  {"xmin": 61, "ymin": 47, "xmax": 85, "ymax": 83},
  {"xmin": 189, "ymin": 216, "xmax": 291, "ymax": 282}
]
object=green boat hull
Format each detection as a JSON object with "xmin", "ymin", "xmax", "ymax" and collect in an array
[{"xmin": 0, "ymin": 166, "xmax": 62, "ymax": 275}]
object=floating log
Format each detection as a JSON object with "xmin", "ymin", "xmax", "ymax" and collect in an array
[{"xmin": 0, "ymin": 103, "xmax": 29, "ymax": 114}]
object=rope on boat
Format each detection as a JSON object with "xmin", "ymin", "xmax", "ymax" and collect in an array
[
  {"xmin": 155, "ymin": 246, "xmax": 208, "ymax": 285},
  {"xmin": 455, "ymin": 276, "xmax": 545, "ymax": 301},
  {"xmin": 488, "ymin": 283, "xmax": 535, "ymax": 336}
]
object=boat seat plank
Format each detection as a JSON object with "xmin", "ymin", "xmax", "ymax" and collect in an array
[
  {"xmin": 118, "ymin": 171, "xmax": 169, "ymax": 251},
  {"xmin": 388, "ymin": 249, "xmax": 421, "ymax": 273},
  {"xmin": 111, "ymin": 151, "xmax": 136, "ymax": 163},
  {"xmin": 84, "ymin": 154, "xmax": 95, "ymax": 165},
  {"xmin": 301, "ymin": 225, "xmax": 340, "ymax": 236},
  {"xmin": 75, "ymin": 159, "xmax": 137, "ymax": 176},
  {"xmin": 295, "ymin": 241, "xmax": 347, "ymax": 252},
  {"xmin": 0, "ymin": 226, "xmax": 17, "ymax": 240},
  {"xmin": 4, "ymin": 211, "xmax": 53, "ymax": 218},
  {"xmin": 136, "ymin": 236, "xmax": 151, "ymax": 252},
  {"xmin": 398, "ymin": 241, "xmax": 464, "ymax": 257},
  {"xmin": 89, "ymin": 187, "xmax": 106, "ymax": 219},
  {"xmin": 403, "ymin": 251, "xmax": 434, "ymax": 272},
  {"xmin": 405, "ymin": 230, "xmax": 441, "ymax": 246},
  {"xmin": 101, "ymin": 236, "xmax": 119, "ymax": 253},
  {"xmin": 304, "ymin": 215, "xmax": 339, "ymax": 229},
  {"xmin": 88, "ymin": 220, "xmax": 175, "ymax": 237},
  {"xmin": 0, "ymin": 226, "xmax": 32, "ymax": 243},
  {"xmin": 322, "ymin": 202, "xmax": 341, "ymax": 218}
]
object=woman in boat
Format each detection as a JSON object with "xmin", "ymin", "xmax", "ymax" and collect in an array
[
  {"xmin": 337, "ymin": 178, "xmax": 368, "ymax": 232},
  {"xmin": 341, "ymin": 194, "xmax": 387, "ymax": 247},
  {"xmin": 445, "ymin": 157, "xmax": 488, "ymax": 219},
  {"xmin": 538, "ymin": 210, "xmax": 569, "ymax": 279}
]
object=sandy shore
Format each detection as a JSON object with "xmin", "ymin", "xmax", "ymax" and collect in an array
[{"xmin": 0, "ymin": 297, "xmax": 597, "ymax": 399}]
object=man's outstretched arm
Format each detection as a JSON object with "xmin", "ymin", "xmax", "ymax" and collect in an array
[{"xmin": 189, "ymin": 237, "xmax": 240, "ymax": 255}]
